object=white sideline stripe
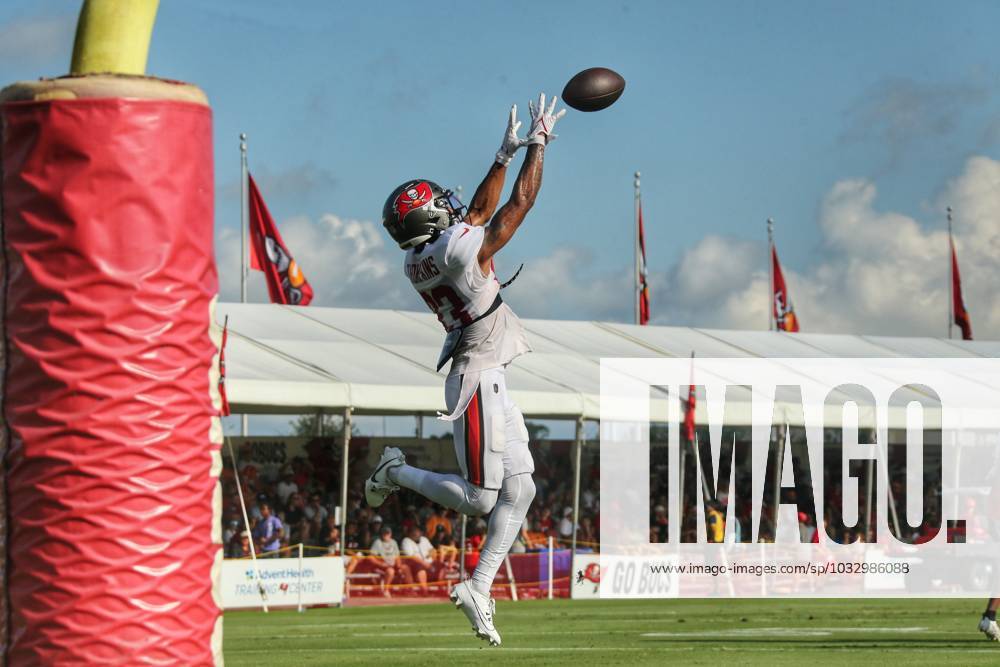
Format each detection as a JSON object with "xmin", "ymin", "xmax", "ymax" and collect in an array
[
  {"xmin": 245, "ymin": 622, "xmax": 418, "ymax": 630},
  {"xmin": 231, "ymin": 625, "xmax": 940, "ymax": 641},
  {"xmin": 641, "ymin": 626, "xmax": 930, "ymax": 638},
  {"xmin": 224, "ymin": 619, "xmax": 676, "ymax": 638},
  {"xmin": 227, "ymin": 646, "xmax": 1000, "ymax": 655}
]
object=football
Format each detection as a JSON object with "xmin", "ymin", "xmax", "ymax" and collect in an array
[{"xmin": 561, "ymin": 67, "xmax": 626, "ymax": 112}]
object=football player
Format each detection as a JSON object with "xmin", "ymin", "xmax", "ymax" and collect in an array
[{"xmin": 368, "ymin": 93, "xmax": 565, "ymax": 646}]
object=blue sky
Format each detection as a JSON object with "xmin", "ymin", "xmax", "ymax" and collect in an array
[{"xmin": 1, "ymin": 1, "xmax": 998, "ymax": 337}]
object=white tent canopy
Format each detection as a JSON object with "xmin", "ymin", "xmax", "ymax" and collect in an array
[{"xmin": 218, "ymin": 302, "xmax": 997, "ymax": 421}]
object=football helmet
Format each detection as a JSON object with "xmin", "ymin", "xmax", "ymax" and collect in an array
[{"xmin": 382, "ymin": 179, "xmax": 466, "ymax": 249}]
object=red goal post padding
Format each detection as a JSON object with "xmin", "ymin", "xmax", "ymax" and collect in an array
[{"xmin": 1, "ymin": 77, "xmax": 222, "ymax": 665}]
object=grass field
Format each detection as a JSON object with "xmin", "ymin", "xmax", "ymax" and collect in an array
[{"xmin": 224, "ymin": 598, "xmax": 1000, "ymax": 666}]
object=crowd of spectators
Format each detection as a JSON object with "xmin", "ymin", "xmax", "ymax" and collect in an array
[
  {"xmin": 648, "ymin": 434, "xmax": 958, "ymax": 545},
  {"xmin": 221, "ymin": 437, "xmax": 600, "ymax": 595}
]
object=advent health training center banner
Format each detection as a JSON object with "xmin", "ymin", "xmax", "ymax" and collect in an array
[
  {"xmin": 220, "ymin": 557, "xmax": 345, "ymax": 609},
  {"xmin": 600, "ymin": 358, "xmax": 1000, "ymax": 598}
]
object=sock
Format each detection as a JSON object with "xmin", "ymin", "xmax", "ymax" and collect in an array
[
  {"xmin": 390, "ymin": 464, "xmax": 496, "ymax": 516},
  {"xmin": 987, "ymin": 610, "xmax": 997, "ymax": 621},
  {"xmin": 470, "ymin": 474, "xmax": 536, "ymax": 597}
]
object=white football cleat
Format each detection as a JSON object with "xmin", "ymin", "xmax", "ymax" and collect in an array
[
  {"xmin": 979, "ymin": 616, "xmax": 1000, "ymax": 642},
  {"xmin": 450, "ymin": 581, "xmax": 501, "ymax": 646},
  {"xmin": 364, "ymin": 446, "xmax": 404, "ymax": 508}
]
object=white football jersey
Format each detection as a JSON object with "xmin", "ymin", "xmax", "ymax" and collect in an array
[{"xmin": 404, "ymin": 223, "xmax": 530, "ymax": 375}]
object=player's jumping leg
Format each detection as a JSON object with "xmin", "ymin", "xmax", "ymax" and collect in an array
[
  {"xmin": 366, "ymin": 445, "xmax": 500, "ymax": 515},
  {"xmin": 470, "ymin": 473, "xmax": 535, "ymax": 595},
  {"xmin": 449, "ymin": 370, "xmax": 535, "ymax": 646},
  {"xmin": 449, "ymin": 471, "xmax": 536, "ymax": 646}
]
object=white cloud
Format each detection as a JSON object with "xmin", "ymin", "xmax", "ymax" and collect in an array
[
  {"xmin": 217, "ymin": 214, "xmax": 418, "ymax": 310},
  {"xmin": 217, "ymin": 156, "xmax": 1000, "ymax": 341},
  {"xmin": 648, "ymin": 155, "xmax": 1000, "ymax": 338}
]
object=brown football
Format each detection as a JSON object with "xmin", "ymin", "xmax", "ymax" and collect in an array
[{"xmin": 561, "ymin": 67, "xmax": 626, "ymax": 112}]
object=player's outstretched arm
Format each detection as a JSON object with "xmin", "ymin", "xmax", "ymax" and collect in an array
[
  {"xmin": 477, "ymin": 93, "xmax": 564, "ymax": 273},
  {"xmin": 466, "ymin": 105, "xmax": 525, "ymax": 227}
]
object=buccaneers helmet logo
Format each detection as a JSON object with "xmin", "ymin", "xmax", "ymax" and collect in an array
[{"xmin": 393, "ymin": 181, "xmax": 433, "ymax": 221}]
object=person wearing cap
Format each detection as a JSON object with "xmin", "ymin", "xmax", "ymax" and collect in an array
[{"xmin": 370, "ymin": 526, "xmax": 411, "ymax": 597}]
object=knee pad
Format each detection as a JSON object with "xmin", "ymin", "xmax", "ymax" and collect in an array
[
  {"xmin": 463, "ymin": 487, "xmax": 499, "ymax": 516},
  {"xmin": 503, "ymin": 473, "xmax": 536, "ymax": 511},
  {"xmin": 519, "ymin": 475, "xmax": 536, "ymax": 509}
]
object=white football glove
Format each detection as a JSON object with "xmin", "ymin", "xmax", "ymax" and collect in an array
[
  {"xmin": 526, "ymin": 92, "xmax": 566, "ymax": 146},
  {"xmin": 496, "ymin": 104, "xmax": 526, "ymax": 166}
]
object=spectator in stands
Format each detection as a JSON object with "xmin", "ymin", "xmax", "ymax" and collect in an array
[
  {"xmin": 284, "ymin": 492, "xmax": 306, "ymax": 526},
  {"xmin": 651, "ymin": 505, "xmax": 668, "ymax": 543},
  {"xmin": 706, "ymin": 501, "xmax": 724, "ymax": 543},
  {"xmin": 304, "ymin": 492, "xmax": 329, "ymax": 526},
  {"xmin": 559, "ymin": 507, "xmax": 574, "ymax": 541},
  {"xmin": 289, "ymin": 517, "xmax": 313, "ymax": 548},
  {"xmin": 434, "ymin": 532, "xmax": 459, "ymax": 572},
  {"xmin": 577, "ymin": 516, "xmax": 597, "ymax": 548},
  {"xmin": 227, "ymin": 531, "xmax": 252, "ymax": 558},
  {"xmin": 370, "ymin": 526, "xmax": 411, "ymax": 597},
  {"xmin": 537, "ymin": 507, "xmax": 554, "ymax": 536},
  {"xmin": 223, "ymin": 520, "xmax": 240, "ymax": 546},
  {"xmin": 425, "ymin": 507, "xmax": 450, "ymax": 539},
  {"xmin": 400, "ymin": 526, "xmax": 435, "ymax": 594},
  {"xmin": 248, "ymin": 493, "xmax": 266, "ymax": 521},
  {"xmin": 323, "ymin": 525, "xmax": 341, "ymax": 556},
  {"xmin": 253, "ymin": 503, "xmax": 283, "ymax": 556},
  {"xmin": 276, "ymin": 469, "xmax": 298, "ymax": 506},
  {"xmin": 344, "ymin": 521, "xmax": 361, "ymax": 552},
  {"xmin": 464, "ymin": 525, "xmax": 484, "ymax": 574}
]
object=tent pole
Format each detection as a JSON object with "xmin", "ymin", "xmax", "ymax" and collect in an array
[
  {"xmin": 338, "ymin": 407, "xmax": 352, "ymax": 558},
  {"xmin": 570, "ymin": 417, "xmax": 584, "ymax": 565}
]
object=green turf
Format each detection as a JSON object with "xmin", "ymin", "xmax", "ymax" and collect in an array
[{"xmin": 224, "ymin": 598, "xmax": 999, "ymax": 666}]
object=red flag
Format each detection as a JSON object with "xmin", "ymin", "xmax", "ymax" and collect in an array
[
  {"xmin": 771, "ymin": 243, "xmax": 799, "ymax": 332},
  {"xmin": 638, "ymin": 202, "xmax": 651, "ymax": 325},
  {"xmin": 684, "ymin": 353, "xmax": 696, "ymax": 443},
  {"xmin": 248, "ymin": 173, "xmax": 313, "ymax": 305},
  {"xmin": 951, "ymin": 236, "xmax": 973, "ymax": 340},
  {"xmin": 219, "ymin": 316, "xmax": 231, "ymax": 417}
]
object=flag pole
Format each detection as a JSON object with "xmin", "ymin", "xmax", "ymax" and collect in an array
[
  {"xmin": 767, "ymin": 218, "xmax": 774, "ymax": 331},
  {"xmin": 947, "ymin": 206, "xmax": 953, "ymax": 340},
  {"xmin": 239, "ymin": 133, "xmax": 249, "ymax": 437},
  {"xmin": 240, "ymin": 133, "xmax": 249, "ymax": 304},
  {"xmin": 634, "ymin": 171, "xmax": 641, "ymax": 325}
]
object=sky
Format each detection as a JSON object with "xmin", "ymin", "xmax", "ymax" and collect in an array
[{"xmin": 1, "ymin": 0, "xmax": 999, "ymax": 343}]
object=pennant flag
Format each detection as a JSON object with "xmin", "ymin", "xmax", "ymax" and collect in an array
[
  {"xmin": 248, "ymin": 173, "xmax": 313, "ymax": 305},
  {"xmin": 219, "ymin": 316, "xmax": 231, "ymax": 417},
  {"xmin": 771, "ymin": 243, "xmax": 799, "ymax": 332},
  {"xmin": 638, "ymin": 202, "xmax": 651, "ymax": 325},
  {"xmin": 951, "ymin": 236, "xmax": 973, "ymax": 340},
  {"xmin": 684, "ymin": 353, "xmax": 696, "ymax": 443}
]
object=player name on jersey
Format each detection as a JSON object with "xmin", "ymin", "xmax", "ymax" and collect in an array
[{"xmin": 405, "ymin": 256, "xmax": 441, "ymax": 284}]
